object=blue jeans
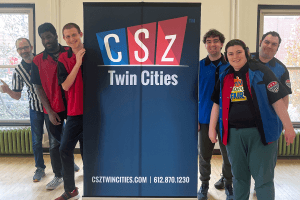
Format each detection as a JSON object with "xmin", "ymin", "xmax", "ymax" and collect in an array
[{"xmin": 30, "ymin": 109, "xmax": 46, "ymax": 169}]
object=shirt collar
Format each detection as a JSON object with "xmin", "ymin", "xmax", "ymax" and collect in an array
[
  {"xmin": 204, "ymin": 54, "xmax": 227, "ymax": 66},
  {"xmin": 254, "ymin": 52, "xmax": 276, "ymax": 67},
  {"xmin": 238, "ymin": 62, "xmax": 249, "ymax": 75},
  {"xmin": 267, "ymin": 57, "xmax": 276, "ymax": 67},
  {"xmin": 227, "ymin": 61, "xmax": 249, "ymax": 75},
  {"xmin": 20, "ymin": 59, "xmax": 31, "ymax": 69},
  {"xmin": 42, "ymin": 44, "xmax": 66, "ymax": 60},
  {"xmin": 67, "ymin": 47, "xmax": 74, "ymax": 58}
]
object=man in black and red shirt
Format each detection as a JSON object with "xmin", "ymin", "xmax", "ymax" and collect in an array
[
  {"xmin": 31, "ymin": 22, "xmax": 81, "ymax": 190},
  {"xmin": 54, "ymin": 22, "xmax": 86, "ymax": 200}
]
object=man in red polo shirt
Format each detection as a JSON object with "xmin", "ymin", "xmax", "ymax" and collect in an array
[
  {"xmin": 54, "ymin": 22, "xmax": 85, "ymax": 200},
  {"xmin": 31, "ymin": 22, "xmax": 81, "ymax": 190}
]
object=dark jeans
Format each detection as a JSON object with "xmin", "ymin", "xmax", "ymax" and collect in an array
[
  {"xmin": 59, "ymin": 115, "xmax": 83, "ymax": 192},
  {"xmin": 198, "ymin": 123, "xmax": 233, "ymax": 186},
  {"xmin": 44, "ymin": 111, "xmax": 66, "ymax": 177},
  {"xmin": 30, "ymin": 109, "xmax": 46, "ymax": 169}
]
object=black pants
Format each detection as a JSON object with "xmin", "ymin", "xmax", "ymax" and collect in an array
[
  {"xmin": 44, "ymin": 111, "xmax": 66, "ymax": 177},
  {"xmin": 59, "ymin": 115, "xmax": 83, "ymax": 192},
  {"xmin": 198, "ymin": 123, "xmax": 232, "ymax": 185}
]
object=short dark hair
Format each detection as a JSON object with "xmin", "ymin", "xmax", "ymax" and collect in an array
[
  {"xmin": 261, "ymin": 31, "xmax": 282, "ymax": 47},
  {"xmin": 62, "ymin": 23, "xmax": 81, "ymax": 36},
  {"xmin": 225, "ymin": 39, "xmax": 250, "ymax": 60},
  {"xmin": 38, "ymin": 23, "xmax": 57, "ymax": 37},
  {"xmin": 202, "ymin": 29, "xmax": 225, "ymax": 44},
  {"xmin": 15, "ymin": 38, "xmax": 32, "ymax": 48}
]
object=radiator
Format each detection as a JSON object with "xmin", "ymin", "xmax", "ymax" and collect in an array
[
  {"xmin": 0, "ymin": 127, "xmax": 33, "ymax": 154},
  {"xmin": 278, "ymin": 131, "xmax": 300, "ymax": 156}
]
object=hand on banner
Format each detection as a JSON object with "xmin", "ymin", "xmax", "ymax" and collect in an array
[
  {"xmin": 48, "ymin": 110, "xmax": 61, "ymax": 125},
  {"xmin": 209, "ymin": 128, "xmax": 218, "ymax": 143},
  {"xmin": 198, "ymin": 123, "xmax": 200, "ymax": 132},
  {"xmin": 76, "ymin": 48, "xmax": 86, "ymax": 66}
]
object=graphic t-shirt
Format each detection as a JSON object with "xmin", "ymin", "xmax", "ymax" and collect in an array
[{"xmin": 228, "ymin": 69, "xmax": 256, "ymax": 128}]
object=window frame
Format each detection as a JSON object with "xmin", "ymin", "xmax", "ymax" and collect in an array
[
  {"xmin": 257, "ymin": 5, "xmax": 300, "ymax": 127},
  {"xmin": 0, "ymin": 4, "xmax": 35, "ymax": 125}
]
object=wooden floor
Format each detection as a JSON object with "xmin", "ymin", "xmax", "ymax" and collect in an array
[{"xmin": 0, "ymin": 154, "xmax": 300, "ymax": 200}]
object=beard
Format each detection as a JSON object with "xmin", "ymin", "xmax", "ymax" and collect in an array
[
  {"xmin": 44, "ymin": 38, "xmax": 59, "ymax": 53},
  {"xmin": 21, "ymin": 52, "xmax": 33, "ymax": 60}
]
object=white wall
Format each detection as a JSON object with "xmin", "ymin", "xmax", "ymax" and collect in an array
[
  {"xmin": 4, "ymin": 0, "xmax": 300, "ymax": 57},
  {"xmin": 2, "ymin": 0, "xmax": 300, "ymax": 149}
]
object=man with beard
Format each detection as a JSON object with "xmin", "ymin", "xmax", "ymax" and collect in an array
[
  {"xmin": 197, "ymin": 29, "xmax": 233, "ymax": 200},
  {"xmin": 0, "ymin": 38, "xmax": 48, "ymax": 182},
  {"xmin": 252, "ymin": 31, "xmax": 292, "ymax": 108},
  {"xmin": 31, "ymin": 23, "xmax": 81, "ymax": 190}
]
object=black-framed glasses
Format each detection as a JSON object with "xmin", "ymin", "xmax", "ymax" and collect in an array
[
  {"xmin": 206, "ymin": 39, "xmax": 220, "ymax": 44},
  {"xmin": 17, "ymin": 46, "xmax": 30, "ymax": 52}
]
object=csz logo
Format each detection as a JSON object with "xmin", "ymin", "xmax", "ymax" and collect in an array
[{"xmin": 96, "ymin": 16, "xmax": 187, "ymax": 66}]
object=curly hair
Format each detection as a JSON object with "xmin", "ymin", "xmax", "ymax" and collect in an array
[{"xmin": 202, "ymin": 29, "xmax": 225, "ymax": 44}]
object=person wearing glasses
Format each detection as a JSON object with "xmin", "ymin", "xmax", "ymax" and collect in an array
[
  {"xmin": 197, "ymin": 29, "xmax": 233, "ymax": 200},
  {"xmin": 1, "ymin": 38, "xmax": 51, "ymax": 183}
]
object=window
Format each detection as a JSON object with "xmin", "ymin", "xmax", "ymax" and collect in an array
[
  {"xmin": 258, "ymin": 5, "xmax": 300, "ymax": 123},
  {"xmin": 0, "ymin": 4, "xmax": 35, "ymax": 124}
]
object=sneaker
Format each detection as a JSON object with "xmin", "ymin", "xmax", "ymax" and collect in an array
[
  {"xmin": 54, "ymin": 187, "xmax": 80, "ymax": 200},
  {"xmin": 197, "ymin": 184, "xmax": 209, "ymax": 200},
  {"xmin": 74, "ymin": 163, "xmax": 80, "ymax": 172},
  {"xmin": 225, "ymin": 185, "xmax": 234, "ymax": 200},
  {"xmin": 46, "ymin": 176, "xmax": 63, "ymax": 190},
  {"xmin": 214, "ymin": 174, "xmax": 225, "ymax": 189},
  {"xmin": 33, "ymin": 167, "xmax": 45, "ymax": 182}
]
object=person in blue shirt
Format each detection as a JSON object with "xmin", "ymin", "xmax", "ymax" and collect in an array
[
  {"xmin": 253, "ymin": 31, "xmax": 291, "ymax": 108},
  {"xmin": 209, "ymin": 39, "xmax": 295, "ymax": 200},
  {"xmin": 197, "ymin": 29, "xmax": 233, "ymax": 200}
]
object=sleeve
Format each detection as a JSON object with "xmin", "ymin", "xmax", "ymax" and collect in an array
[
  {"xmin": 280, "ymin": 67, "xmax": 292, "ymax": 94},
  {"xmin": 31, "ymin": 60, "xmax": 42, "ymax": 85},
  {"xmin": 11, "ymin": 71, "xmax": 24, "ymax": 92},
  {"xmin": 211, "ymin": 78, "xmax": 221, "ymax": 104},
  {"xmin": 263, "ymin": 69, "xmax": 289, "ymax": 105},
  {"xmin": 57, "ymin": 59, "xmax": 69, "ymax": 85}
]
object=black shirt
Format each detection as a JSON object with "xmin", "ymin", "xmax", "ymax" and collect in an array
[{"xmin": 228, "ymin": 63, "xmax": 256, "ymax": 128}]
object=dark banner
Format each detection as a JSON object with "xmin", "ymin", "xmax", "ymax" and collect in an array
[{"xmin": 83, "ymin": 2, "xmax": 200, "ymax": 198}]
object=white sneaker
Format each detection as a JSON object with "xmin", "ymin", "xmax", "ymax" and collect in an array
[{"xmin": 46, "ymin": 176, "xmax": 63, "ymax": 190}]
